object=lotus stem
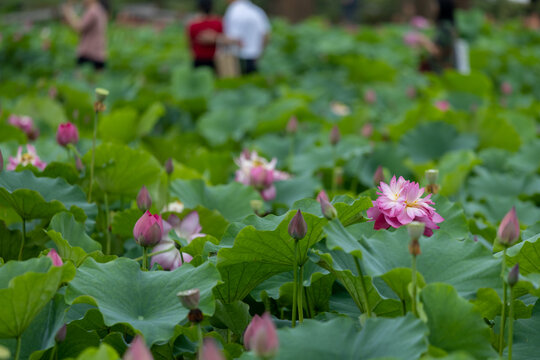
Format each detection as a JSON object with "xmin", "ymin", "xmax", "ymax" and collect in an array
[
  {"xmin": 142, "ymin": 247, "xmax": 148, "ymax": 271},
  {"xmin": 198, "ymin": 323, "xmax": 203, "ymax": 353},
  {"xmin": 508, "ymin": 286, "xmax": 515, "ymax": 360},
  {"xmin": 14, "ymin": 336, "xmax": 21, "ymax": 360},
  {"xmin": 18, "ymin": 219, "xmax": 26, "ymax": 261},
  {"xmin": 298, "ymin": 264, "xmax": 304, "ymax": 324},
  {"xmin": 104, "ymin": 192, "xmax": 111, "ymax": 255},
  {"xmin": 499, "ymin": 248, "xmax": 508, "ymax": 356},
  {"xmin": 411, "ymin": 254, "xmax": 418, "ymax": 316},
  {"xmin": 354, "ymin": 256, "xmax": 372, "ymax": 317},
  {"xmin": 88, "ymin": 110, "xmax": 98, "ymax": 202},
  {"xmin": 292, "ymin": 239, "xmax": 298, "ymax": 327},
  {"xmin": 134, "ymin": 246, "xmax": 175, "ymax": 261}
]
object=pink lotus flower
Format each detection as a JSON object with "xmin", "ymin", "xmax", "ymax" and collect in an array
[
  {"xmin": 235, "ymin": 151, "xmax": 289, "ymax": 201},
  {"xmin": 8, "ymin": 115, "xmax": 39, "ymax": 140},
  {"xmin": 316, "ymin": 190, "xmax": 329, "ymax": 203},
  {"xmin": 7, "ymin": 145, "xmax": 46, "ymax": 171},
  {"xmin": 56, "ymin": 122, "xmax": 79, "ymax": 147},
  {"xmin": 244, "ymin": 313, "xmax": 279, "ymax": 357},
  {"xmin": 47, "ymin": 249, "xmax": 63, "ymax": 267},
  {"xmin": 435, "ymin": 100, "xmax": 450, "ymax": 112},
  {"xmin": 123, "ymin": 335, "xmax": 153, "ymax": 360},
  {"xmin": 498, "ymin": 207, "xmax": 520, "ymax": 246},
  {"xmin": 406, "ymin": 86, "xmax": 417, "ymax": 99},
  {"xmin": 361, "ymin": 123, "xmax": 374, "ymax": 138},
  {"xmin": 367, "ymin": 176, "xmax": 444, "ymax": 237},
  {"xmin": 403, "ymin": 31, "xmax": 422, "ymax": 47},
  {"xmin": 133, "ymin": 211, "xmax": 163, "ymax": 247},
  {"xmin": 501, "ymin": 82, "xmax": 513, "ymax": 96},
  {"xmin": 411, "ymin": 16, "xmax": 429, "ymax": 29},
  {"xmin": 364, "ymin": 89, "xmax": 377, "ymax": 104},
  {"xmin": 199, "ymin": 339, "xmax": 225, "ymax": 360},
  {"xmin": 136, "ymin": 186, "xmax": 152, "ymax": 212}
]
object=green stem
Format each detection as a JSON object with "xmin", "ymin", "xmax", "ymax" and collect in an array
[
  {"xmin": 48, "ymin": 344, "xmax": 57, "ymax": 360},
  {"xmin": 354, "ymin": 257, "xmax": 372, "ymax": 317},
  {"xmin": 104, "ymin": 192, "xmax": 111, "ymax": 255},
  {"xmin": 179, "ymin": 247, "xmax": 185, "ymax": 264},
  {"xmin": 18, "ymin": 219, "xmax": 26, "ymax": 261},
  {"xmin": 298, "ymin": 264, "xmax": 304, "ymax": 324},
  {"xmin": 142, "ymin": 247, "xmax": 148, "ymax": 271},
  {"xmin": 499, "ymin": 248, "xmax": 508, "ymax": 356},
  {"xmin": 227, "ymin": 328, "xmax": 232, "ymax": 344},
  {"xmin": 14, "ymin": 336, "xmax": 21, "ymax": 360},
  {"xmin": 411, "ymin": 254, "xmax": 418, "ymax": 316},
  {"xmin": 198, "ymin": 323, "xmax": 203, "ymax": 353},
  {"xmin": 508, "ymin": 287, "xmax": 514, "ymax": 360},
  {"xmin": 134, "ymin": 246, "xmax": 175, "ymax": 261},
  {"xmin": 305, "ymin": 287, "xmax": 314, "ymax": 318},
  {"xmin": 166, "ymin": 175, "xmax": 171, "ymax": 211},
  {"xmin": 292, "ymin": 240, "xmax": 298, "ymax": 328},
  {"xmin": 88, "ymin": 110, "xmax": 98, "ymax": 202},
  {"xmin": 288, "ymin": 134, "xmax": 295, "ymax": 170}
]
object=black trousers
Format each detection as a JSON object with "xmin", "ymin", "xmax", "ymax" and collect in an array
[
  {"xmin": 76, "ymin": 56, "xmax": 106, "ymax": 70},
  {"xmin": 193, "ymin": 58, "xmax": 216, "ymax": 70},
  {"xmin": 240, "ymin": 58, "xmax": 257, "ymax": 74}
]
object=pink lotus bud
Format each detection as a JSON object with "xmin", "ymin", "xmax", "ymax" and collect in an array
[
  {"xmin": 501, "ymin": 82, "xmax": 512, "ymax": 95},
  {"xmin": 133, "ymin": 211, "xmax": 164, "ymax": 247},
  {"xmin": 361, "ymin": 123, "xmax": 373, "ymax": 138},
  {"xmin": 320, "ymin": 197, "xmax": 337, "ymax": 220},
  {"xmin": 123, "ymin": 335, "xmax": 153, "ymax": 360},
  {"xmin": 75, "ymin": 156, "xmax": 84, "ymax": 172},
  {"xmin": 47, "ymin": 249, "xmax": 63, "ymax": 267},
  {"xmin": 288, "ymin": 209, "xmax": 307, "ymax": 241},
  {"xmin": 316, "ymin": 190, "xmax": 329, "ymax": 203},
  {"xmin": 177, "ymin": 288, "xmax": 200, "ymax": 310},
  {"xmin": 199, "ymin": 339, "xmax": 225, "ymax": 360},
  {"xmin": 508, "ymin": 263, "xmax": 519, "ymax": 287},
  {"xmin": 55, "ymin": 324, "xmax": 67, "ymax": 343},
  {"xmin": 435, "ymin": 100, "xmax": 450, "ymax": 112},
  {"xmin": 243, "ymin": 313, "xmax": 279, "ymax": 357},
  {"xmin": 373, "ymin": 166, "xmax": 385, "ymax": 187},
  {"xmin": 260, "ymin": 185, "xmax": 277, "ymax": 201},
  {"xmin": 48, "ymin": 86, "xmax": 58, "ymax": 99},
  {"xmin": 250, "ymin": 167, "xmax": 267, "ymax": 188},
  {"xmin": 364, "ymin": 89, "xmax": 377, "ymax": 104},
  {"xmin": 498, "ymin": 207, "xmax": 520, "ymax": 246},
  {"xmin": 56, "ymin": 122, "xmax": 79, "ymax": 147},
  {"xmin": 286, "ymin": 116, "xmax": 298, "ymax": 134},
  {"xmin": 165, "ymin": 158, "xmax": 174, "ymax": 175},
  {"xmin": 329, "ymin": 125, "xmax": 341, "ymax": 146},
  {"xmin": 406, "ymin": 86, "xmax": 416, "ymax": 99},
  {"xmin": 137, "ymin": 186, "xmax": 152, "ymax": 212}
]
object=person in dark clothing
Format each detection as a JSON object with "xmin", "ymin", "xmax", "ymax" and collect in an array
[{"xmin": 187, "ymin": 0, "xmax": 223, "ymax": 70}]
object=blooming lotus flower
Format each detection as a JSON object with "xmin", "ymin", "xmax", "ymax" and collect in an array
[
  {"xmin": 403, "ymin": 31, "xmax": 422, "ymax": 47},
  {"xmin": 199, "ymin": 339, "xmax": 225, "ymax": 360},
  {"xmin": 133, "ymin": 211, "xmax": 163, "ymax": 247},
  {"xmin": 8, "ymin": 115, "xmax": 39, "ymax": 140},
  {"xmin": 330, "ymin": 101, "xmax": 350, "ymax": 117},
  {"xmin": 136, "ymin": 186, "xmax": 152, "ymax": 212},
  {"xmin": 170, "ymin": 212, "xmax": 205, "ymax": 242},
  {"xmin": 364, "ymin": 89, "xmax": 377, "ymax": 104},
  {"xmin": 411, "ymin": 16, "xmax": 429, "ymax": 29},
  {"xmin": 288, "ymin": 209, "xmax": 307, "ymax": 240},
  {"xmin": 435, "ymin": 100, "xmax": 450, "ymax": 112},
  {"xmin": 56, "ymin": 122, "xmax": 79, "ymax": 147},
  {"xmin": 123, "ymin": 335, "xmax": 153, "ymax": 360},
  {"xmin": 47, "ymin": 249, "xmax": 63, "ymax": 267},
  {"xmin": 367, "ymin": 176, "xmax": 444, "ymax": 237},
  {"xmin": 151, "ymin": 216, "xmax": 198, "ymax": 271},
  {"xmin": 501, "ymin": 82, "xmax": 513, "ymax": 95},
  {"xmin": 150, "ymin": 238, "xmax": 192, "ymax": 270},
  {"xmin": 7, "ymin": 145, "xmax": 46, "ymax": 171},
  {"xmin": 235, "ymin": 151, "xmax": 289, "ymax": 201},
  {"xmin": 498, "ymin": 207, "xmax": 520, "ymax": 246},
  {"xmin": 244, "ymin": 313, "xmax": 279, "ymax": 357}
]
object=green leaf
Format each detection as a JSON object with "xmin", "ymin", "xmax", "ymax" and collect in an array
[
  {"xmin": 421, "ymin": 283, "xmax": 496, "ymax": 359},
  {"xmin": 210, "ymin": 300, "xmax": 251, "ymax": 336},
  {"xmin": 170, "ymin": 179, "xmax": 260, "ymax": 223},
  {"xmin": 505, "ymin": 300, "xmax": 540, "ymax": 359},
  {"xmin": 13, "ymin": 95, "xmax": 67, "ymax": 127},
  {"xmin": 506, "ymin": 233, "xmax": 540, "ymax": 275},
  {"xmin": 0, "ymin": 221, "xmax": 23, "ymax": 262},
  {"xmin": 98, "ymin": 107, "xmax": 138, "ymax": 144},
  {"xmin": 272, "ymin": 176, "xmax": 321, "ymax": 207},
  {"xmin": 275, "ymin": 314, "xmax": 427, "ymax": 360},
  {"xmin": 438, "ymin": 150, "xmax": 481, "ymax": 196},
  {"xmin": 197, "ymin": 108, "xmax": 257, "ymax": 147},
  {"xmin": 0, "ymin": 258, "xmax": 75, "ymax": 338},
  {"xmin": 0, "ymin": 170, "xmax": 96, "ymax": 223},
  {"xmin": 137, "ymin": 102, "xmax": 165, "ymax": 137},
  {"xmin": 65, "ymin": 258, "xmax": 221, "ymax": 346},
  {"xmin": 76, "ymin": 343, "xmax": 120, "ymax": 360},
  {"xmin": 50, "ymin": 212, "xmax": 101, "ymax": 252}
]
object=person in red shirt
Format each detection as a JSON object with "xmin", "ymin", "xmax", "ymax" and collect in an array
[{"xmin": 187, "ymin": 0, "xmax": 223, "ymax": 70}]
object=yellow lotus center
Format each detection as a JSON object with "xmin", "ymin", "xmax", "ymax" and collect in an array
[{"xmin": 21, "ymin": 153, "xmax": 35, "ymax": 166}]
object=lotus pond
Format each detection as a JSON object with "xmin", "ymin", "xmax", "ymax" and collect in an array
[{"xmin": 0, "ymin": 11, "xmax": 539, "ymax": 360}]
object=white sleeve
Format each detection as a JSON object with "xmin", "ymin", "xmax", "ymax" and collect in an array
[{"xmin": 257, "ymin": 8, "xmax": 271, "ymax": 34}]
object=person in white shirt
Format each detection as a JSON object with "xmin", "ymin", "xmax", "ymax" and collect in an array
[{"xmin": 223, "ymin": 0, "xmax": 270, "ymax": 74}]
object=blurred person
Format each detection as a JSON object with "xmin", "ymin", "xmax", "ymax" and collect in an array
[
  {"xmin": 224, "ymin": 0, "xmax": 271, "ymax": 74},
  {"xmin": 525, "ymin": 0, "xmax": 540, "ymax": 29},
  {"xmin": 62, "ymin": 0, "xmax": 108, "ymax": 70},
  {"xmin": 341, "ymin": 0, "xmax": 359, "ymax": 25},
  {"xmin": 187, "ymin": 0, "xmax": 223, "ymax": 70}
]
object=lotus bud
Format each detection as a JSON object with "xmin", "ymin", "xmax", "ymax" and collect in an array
[
  {"xmin": 329, "ymin": 125, "xmax": 341, "ymax": 146},
  {"xmin": 133, "ymin": 211, "xmax": 164, "ymax": 248},
  {"xmin": 288, "ymin": 209, "xmax": 307, "ymax": 241},
  {"xmin": 199, "ymin": 339, "xmax": 225, "ymax": 360},
  {"xmin": 95, "ymin": 88, "xmax": 109, "ymax": 103},
  {"xmin": 361, "ymin": 123, "xmax": 373, "ymax": 138},
  {"xmin": 435, "ymin": 100, "xmax": 450, "ymax": 112},
  {"xmin": 243, "ymin": 313, "xmax": 279, "ymax": 357},
  {"xmin": 320, "ymin": 197, "xmax": 337, "ymax": 220},
  {"xmin": 56, "ymin": 122, "xmax": 79, "ymax": 147},
  {"xmin": 364, "ymin": 89, "xmax": 377, "ymax": 104},
  {"xmin": 498, "ymin": 207, "xmax": 520, "ymax": 246},
  {"xmin": 425, "ymin": 169, "xmax": 439, "ymax": 194},
  {"xmin": 123, "ymin": 335, "xmax": 153, "ymax": 360},
  {"xmin": 501, "ymin": 82, "xmax": 512, "ymax": 96},
  {"xmin": 373, "ymin": 166, "xmax": 385, "ymax": 187},
  {"xmin": 47, "ymin": 249, "xmax": 63, "ymax": 267},
  {"xmin": 75, "ymin": 155, "xmax": 84, "ymax": 172},
  {"xmin": 177, "ymin": 288, "xmax": 200, "ymax": 310},
  {"xmin": 406, "ymin": 86, "xmax": 416, "ymax": 99},
  {"xmin": 55, "ymin": 324, "xmax": 67, "ymax": 343},
  {"xmin": 250, "ymin": 199, "xmax": 264, "ymax": 213},
  {"xmin": 316, "ymin": 190, "xmax": 329, "ymax": 203},
  {"xmin": 286, "ymin": 116, "xmax": 298, "ymax": 134},
  {"xmin": 165, "ymin": 158, "xmax": 174, "ymax": 175},
  {"xmin": 508, "ymin": 263, "xmax": 519, "ymax": 287},
  {"xmin": 137, "ymin": 186, "xmax": 152, "ymax": 212}
]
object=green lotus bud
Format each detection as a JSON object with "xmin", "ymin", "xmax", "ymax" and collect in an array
[
  {"xmin": 177, "ymin": 288, "xmax": 200, "ymax": 310},
  {"xmin": 507, "ymin": 264, "xmax": 519, "ymax": 287},
  {"xmin": 407, "ymin": 221, "xmax": 425, "ymax": 242},
  {"xmin": 95, "ymin": 88, "xmax": 109, "ymax": 102},
  {"xmin": 425, "ymin": 169, "xmax": 439, "ymax": 185}
]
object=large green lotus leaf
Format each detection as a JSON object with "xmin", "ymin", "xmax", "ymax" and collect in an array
[
  {"xmin": 209, "ymin": 86, "xmax": 271, "ymax": 111},
  {"xmin": 0, "ymin": 170, "xmax": 96, "ymax": 222},
  {"xmin": 357, "ymin": 143, "xmax": 413, "ymax": 187},
  {"xmin": 0, "ymin": 294, "xmax": 67, "ymax": 360},
  {"xmin": 76, "ymin": 343, "xmax": 120, "ymax": 360},
  {"xmin": 441, "ymin": 71, "xmax": 492, "ymax": 97},
  {"xmin": 438, "ymin": 150, "xmax": 481, "ymax": 196},
  {"xmin": 274, "ymin": 314, "xmax": 427, "ymax": 360},
  {"xmin": 254, "ymin": 98, "xmax": 310, "ymax": 135},
  {"xmin": 506, "ymin": 232, "xmax": 540, "ymax": 275},
  {"xmin": 197, "ymin": 108, "xmax": 257, "ymax": 147},
  {"xmin": 399, "ymin": 122, "xmax": 477, "ymax": 163},
  {"xmin": 465, "ymin": 197, "xmax": 540, "ymax": 227},
  {"xmin": 271, "ymin": 176, "xmax": 321, "ymax": 207},
  {"xmin": 251, "ymin": 132, "xmax": 318, "ymax": 166},
  {"xmin": 56, "ymin": 323, "xmax": 101, "ymax": 359},
  {"xmin": 13, "ymin": 95, "xmax": 68, "ymax": 127},
  {"xmin": 421, "ymin": 283, "xmax": 496, "ymax": 359},
  {"xmin": 170, "ymin": 179, "xmax": 260, "ymax": 223},
  {"xmin": 39, "ymin": 161, "xmax": 80, "ymax": 185},
  {"xmin": 510, "ymin": 139, "xmax": 540, "ymax": 174},
  {"xmin": 478, "ymin": 113, "xmax": 521, "ymax": 151},
  {"xmin": 504, "ymin": 300, "xmax": 540, "ymax": 359},
  {"xmin": 137, "ymin": 102, "xmax": 165, "ymax": 137},
  {"xmin": 210, "ymin": 300, "xmax": 251, "ymax": 336},
  {"xmin": 98, "ymin": 107, "xmax": 138, "ymax": 144},
  {"xmin": 82, "ymin": 143, "xmax": 162, "ymax": 197},
  {"xmin": 215, "ymin": 211, "xmax": 327, "ymax": 303},
  {"xmin": 50, "ymin": 212, "xmax": 101, "ymax": 252},
  {"xmin": 65, "ymin": 258, "xmax": 221, "ymax": 346},
  {"xmin": 0, "ymin": 123, "xmax": 27, "ymax": 143},
  {"xmin": 431, "ymin": 195, "xmax": 469, "ymax": 239},
  {"xmin": 293, "ymin": 195, "xmax": 372, "ymax": 227},
  {"xmin": 0, "ymin": 221, "xmax": 23, "ymax": 261},
  {"xmin": 171, "ymin": 66, "xmax": 213, "ymax": 101},
  {"xmin": 0, "ymin": 258, "xmax": 75, "ymax": 338},
  {"xmin": 467, "ymin": 167, "xmax": 538, "ymax": 200}
]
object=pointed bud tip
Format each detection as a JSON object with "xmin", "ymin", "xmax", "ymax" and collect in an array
[
  {"xmin": 320, "ymin": 198, "xmax": 338, "ymax": 220},
  {"xmin": 136, "ymin": 186, "xmax": 152, "ymax": 212},
  {"xmin": 498, "ymin": 207, "xmax": 520, "ymax": 246},
  {"xmin": 508, "ymin": 263, "xmax": 519, "ymax": 287},
  {"xmin": 165, "ymin": 158, "xmax": 174, "ymax": 175},
  {"xmin": 288, "ymin": 209, "xmax": 307, "ymax": 240}
]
